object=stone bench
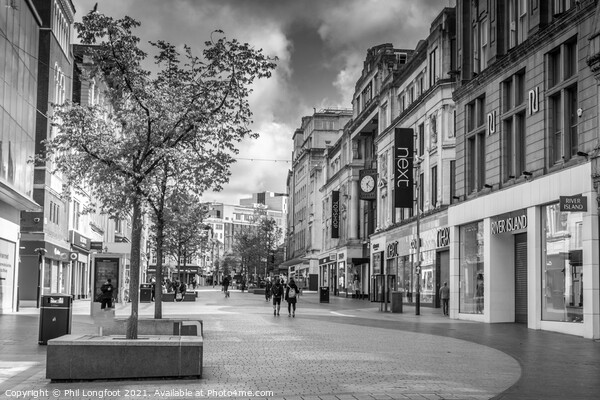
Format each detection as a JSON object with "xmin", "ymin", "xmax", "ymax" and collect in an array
[{"xmin": 47, "ymin": 334, "xmax": 203, "ymax": 381}]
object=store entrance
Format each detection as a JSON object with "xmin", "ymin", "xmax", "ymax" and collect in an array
[
  {"xmin": 435, "ymin": 250, "xmax": 449, "ymax": 309},
  {"xmin": 514, "ymin": 233, "xmax": 528, "ymax": 324}
]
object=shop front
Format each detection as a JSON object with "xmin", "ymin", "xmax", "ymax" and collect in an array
[
  {"xmin": 69, "ymin": 230, "xmax": 91, "ymax": 299},
  {"xmin": 318, "ymin": 254, "xmax": 337, "ymax": 295},
  {"xmin": 376, "ymin": 212, "xmax": 450, "ymax": 309},
  {"xmin": 449, "ymin": 163, "xmax": 599, "ymax": 339},
  {"xmin": 18, "ymin": 241, "xmax": 71, "ymax": 307}
]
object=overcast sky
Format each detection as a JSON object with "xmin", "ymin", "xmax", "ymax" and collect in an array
[{"xmin": 71, "ymin": 0, "xmax": 449, "ymax": 204}]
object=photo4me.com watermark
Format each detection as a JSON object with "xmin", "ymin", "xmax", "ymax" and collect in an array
[{"xmin": 4, "ymin": 388, "xmax": 276, "ymax": 398}]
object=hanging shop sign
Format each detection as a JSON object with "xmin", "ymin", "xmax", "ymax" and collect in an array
[
  {"xmin": 394, "ymin": 128, "xmax": 414, "ymax": 208},
  {"xmin": 559, "ymin": 195, "xmax": 588, "ymax": 212},
  {"xmin": 437, "ymin": 227, "xmax": 450, "ymax": 247},
  {"xmin": 386, "ymin": 241, "xmax": 399, "ymax": 258},
  {"xmin": 491, "ymin": 210, "xmax": 527, "ymax": 235},
  {"xmin": 331, "ymin": 190, "xmax": 340, "ymax": 238}
]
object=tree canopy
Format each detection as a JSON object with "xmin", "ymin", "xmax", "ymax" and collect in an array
[{"xmin": 42, "ymin": 11, "xmax": 276, "ymax": 338}]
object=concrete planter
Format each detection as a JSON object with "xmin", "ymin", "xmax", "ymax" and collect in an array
[
  {"xmin": 46, "ymin": 334, "xmax": 203, "ymax": 381},
  {"xmin": 100, "ymin": 318, "xmax": 203, "ymax": 337},
  {"xmin": 161, "ymin": 292, "xmax": 196, "ymax": 302}
]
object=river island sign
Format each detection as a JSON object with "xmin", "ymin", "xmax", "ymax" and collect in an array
[{"xmin": 559, "ymin": 195, "xmax": 588, "ymax": 212}]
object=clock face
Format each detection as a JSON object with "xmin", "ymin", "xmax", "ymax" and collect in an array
[{"xmin": 360, "ymin": 175, "xmax": 375, "ymax": 193}]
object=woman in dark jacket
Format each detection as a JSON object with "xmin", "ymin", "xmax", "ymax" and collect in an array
[{"xmin": 285, "ymin": 278, "xmax": 300, "ymax": 317}]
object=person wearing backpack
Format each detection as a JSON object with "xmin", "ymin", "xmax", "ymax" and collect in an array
[
  {"xmin": 271, "ymin": 278, "xmax": 284, "ymax": 316},
  {"xmin": 285, "ymin": 278, "xmax": 300, "ymax": 317}
]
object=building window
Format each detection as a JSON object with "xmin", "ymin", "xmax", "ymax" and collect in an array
[
  {"xmin": 418, "ymin": 123, "xmax": 425, "ymax": 156},
  {"xmin": 431, "ymin": 165, "xmax": 437, "ymax": 208},
  {"xmin": 429, "ymin": 48, "xmax": 437, "ymax": 87},
  {"xmin": 465, "ymin": 96, "xmax": 486, "ymax": 192},
  {"xmin": 508, "ymin": 0, "xmax": 528, "ymax": 49},
  {"xmin": 553, "ymin": 0, "xmax": 575, "ymax": 16},
  {"xmin": 450, "ymin": 160, "xmax": 456, "ymax": 204},
  {"xmin": 542, "ymin": 203, "xmax": 583, "ymax": 323},
  {"xmin": 380, "ymin": 102, "xmax": 388, "ymax": 132},
  {"xmin": 479, "ymin": 18, "xmax": 488, "ymax": 72},
  {"xmin": 501, "ymin": 71, "xmax": 527, "ymax": 181},
  {"xmin": 547, "ymin": 38, "xmax": 578, "ymax": 164},
  {"xmin": 418, "ymin": 173, "xmax": 424, "ymax": 212},
  {"xmin": 49, "ymin": 201, "xmax": 60, "ymax": 224},
  {"xmin": 459, "ymin": 221, "xmax": 484, "ymax": 314}
]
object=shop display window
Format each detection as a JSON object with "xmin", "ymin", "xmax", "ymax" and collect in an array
[
  {"xmin": 459, "ymin": 221, "xmax": 484, "ymax": 314},
  {"xmin": 542, "ymin": 203, "xmax": 584, "ymax": 323},
  {"xmin": 337, "ymin": 261, "xmax": 346, "ymax": 294},
  {"xmin": 419, "ymin": 250, "xmax": 436, "ymax": 304}
]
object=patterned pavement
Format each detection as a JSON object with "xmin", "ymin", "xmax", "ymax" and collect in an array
[{"xmin": 0, "ymin": 288, "xmax": 597, "ymax": 399}]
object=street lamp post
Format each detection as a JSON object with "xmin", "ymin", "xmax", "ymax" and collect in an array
[{"xmin": 415, "ymin": 159, "xmax": 422, "ymax": 316}]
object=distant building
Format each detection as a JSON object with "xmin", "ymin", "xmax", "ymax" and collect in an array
[{"xmin": 284, "ymin": 108, "xmax": 353, "ymax": 290}]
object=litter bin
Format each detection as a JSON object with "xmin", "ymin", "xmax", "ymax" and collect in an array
[
  {"xmin": 391, "ymin": 291, "xmax": 403, "ymax": 313},
  {"xmin": 319, "ymin": 286, "xmax": 330, "ymax": 303},
  {"xmin": 140, "ymin": 283, "xmax": 153, "ymax": 303},
  {"xmin": 39, "ymin": 294, "xmax": 72, "ymax": 345}
]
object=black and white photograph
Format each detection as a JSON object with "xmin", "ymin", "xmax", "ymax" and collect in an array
[{"xmin": 1, "ymin": 1, "xmax": 600, "ymax": 399}]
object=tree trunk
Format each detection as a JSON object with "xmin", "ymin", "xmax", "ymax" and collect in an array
[
  {"xmin": 154, "ymin": 217, "xmax": 164, "ymax": 319},
  {"xmin": 126, "ymin": 195, "xmax": 143, "ymax": 339}
]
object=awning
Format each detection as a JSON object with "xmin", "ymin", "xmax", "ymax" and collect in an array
[{"xmin": 280, "ymin": 257, "xmax": 310, "ymax": 267}]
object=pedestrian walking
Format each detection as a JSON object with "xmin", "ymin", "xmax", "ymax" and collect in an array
[
  {"xmin": 223, "ymin": 275, "xmax": 231, "ymax": 298},
  {"xmin": 100, "ymin": 279, "xmax": 114, "ymax": 310},
  {"xmin": 265, "ymin": 279, "xmax": 272, "ymax": 302},
  {"xmin": 285, "ymin": 278, "xmax": 300, "ymax": 317},
  {"xmin": 271, "ymin": 279, "xmax": 284, "ymax": 316},
  {"xmin": 439, "ymin": 281, "xmax": 450, "ymax": 316}
]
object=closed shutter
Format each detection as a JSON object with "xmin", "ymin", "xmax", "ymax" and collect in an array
[{"xmin": 514, "ymin": 233, "xmax": 528, "ymax": 324}]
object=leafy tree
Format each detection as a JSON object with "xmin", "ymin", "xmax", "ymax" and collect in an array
[
  {"xmin": 232, "ymin": 216, "xmax": 282, "ymax": 282},
  {"xmin": 258, "ymin": 217, "xmax": 283, "ymax": 276},
  {"xmin": 42, "ymin": 11, "xmax": 276, "ymax": 339},
  {"xmin": 162, "ymin": 190, "xmax": 207, "ymax": 283}
]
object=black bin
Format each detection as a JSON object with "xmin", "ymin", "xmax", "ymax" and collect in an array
[
  {"xmin": 140, "ymin": 283, "xmax": 153, "ymax": 303},
  {"xmin": 319, "ymin": 286, "xmax": 330, "ymax": 303},
  {"xmin": 39, "ymin": 294, "xmax": 72, "ymax": 345}
]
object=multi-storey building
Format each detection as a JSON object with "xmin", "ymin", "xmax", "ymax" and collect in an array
[
  {"xmin": 326, "ymin": 44, "xmax": 411, "ymax": 299},
  {"xmin": 19, "ymin": 0, "xmax": 76, "ymax": 308},
  {"xmin": 284, "ymin": 109, "xmax": 352, "ymax": 290},
  {"xmin": 239, "ymin": 191, "xmax": 288, "ymax": 213},
  {"xmin": 194, "ymin": 196, "xmax": 286, "ymax": 284},
  {"xmin": 369, "ymin": 8, "xmax": 456, "ymax": 310},
  {"xmin": 0, "ymin": 0, "xmax": 42, "ymax": 313},
  {"xmin": 450, "ymin": 0, "xmax": 599, "ymax": 339}
]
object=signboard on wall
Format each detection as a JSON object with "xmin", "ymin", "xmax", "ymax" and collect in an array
[
  {"xmin": 394, "ymin": 128, "xmax": 414, "ymax": 208},
  {"xmin": 491, "ymin": 210, "xmax": 528, "ymax": 235},
  {"xmin": 331, "ymin": 190, "xmax": 340, "ymax": 238},
  {"xmin": 559, "ymin": 195, "xmax": 588, "ymax": 212}
]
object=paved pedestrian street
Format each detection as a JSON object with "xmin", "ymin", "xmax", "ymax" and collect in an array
[{"xmin": 1, "ymin": 288, "xmax": 598, "ymax": 400}]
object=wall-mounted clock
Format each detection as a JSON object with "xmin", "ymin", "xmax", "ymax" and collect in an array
[{"xmin": 360, "ymin": 174, "xmax": 375, "ymax": 193}]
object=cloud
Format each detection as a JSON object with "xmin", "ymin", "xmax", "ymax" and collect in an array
[
  {"xmin": 71, "ymin": 0, "xmax": 443, "ymax": 205},
  {"xmin": 316, "ymin": 0, "xmax": 441, "ymax": 104}
]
